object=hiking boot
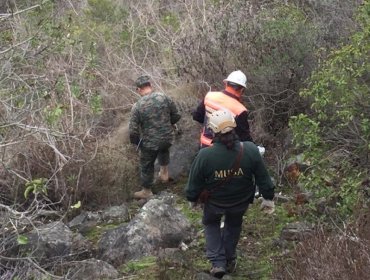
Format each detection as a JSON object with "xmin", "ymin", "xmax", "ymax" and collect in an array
[
  {"xmin": 210, "ymin": 266, "xmax": 226, "ymax": 279},
  {"xmin": 158, "ymin": 165, "xmax": 169, "ymax": 182},
  {"xmin": 133, "ymin": 188, "xmax": 153, "ymax": 199},
  {"xmin": 226, "ymin": 259, "xmax": 237, "ymax": 273}
]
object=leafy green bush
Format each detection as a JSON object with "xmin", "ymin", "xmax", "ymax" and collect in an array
[
  {"xmin": 290, "ymin": 0, "xmax": 370, "ymax": 218},
  {"xmin": 0, "ymin": 0, "xmax": 364, "ymax": 212}
]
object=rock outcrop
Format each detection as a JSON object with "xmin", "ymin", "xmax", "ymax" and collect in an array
[{"xmin": 99, "ymin": 192, "xmax": 193, "ymax": 266}]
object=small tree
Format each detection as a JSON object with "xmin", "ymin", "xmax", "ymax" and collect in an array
[{"xmin": 290, "ymin": 0, "xmax": 370, "ymax": 217}]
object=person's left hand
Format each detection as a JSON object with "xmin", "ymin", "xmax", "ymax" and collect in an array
[
  {"xmin": 260, "ymin": 198, "xmax": 275, "ymax": 214},
  {"xmin": 189, "ymin": 202, "xmax": 197, "ymax": 208},
  {"xmin": 189, "ymin": 201, "xmax": 203, "ymax": 210}
]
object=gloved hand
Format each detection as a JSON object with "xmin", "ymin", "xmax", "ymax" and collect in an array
[
  {"xmin": 260, "ymin": 198, "xmax": 275, "ymax": 214},
  {"xmin": 189, "ymin": 202, "xmax": 197, "ymax": 208},
  {"xmin": 189, "ymin": 201, "xmax": 203, "ymax": 210},
  {"xmin": 257, "ymin": 146, "xmax": 265, "ymax": 156}
]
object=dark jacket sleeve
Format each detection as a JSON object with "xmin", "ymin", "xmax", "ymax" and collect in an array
[
  {"xmin": 192, "ymin": 99, "xmax": 205, "ymax": 124},
  {"xmin": 252, "ymin": 148, "xmax": 275, "ymax": 200},
  {"xmin": 185, "ymin": 151, "xmax": 207, "ymax": 202},
  {"xmin": 235, "ymin": 111, "xmax": 253, "ymax": 142}
]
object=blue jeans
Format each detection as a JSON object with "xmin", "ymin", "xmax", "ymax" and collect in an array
[{"xmin": 202, "ymin": 201, "xmax": 249, "ymax": 268}]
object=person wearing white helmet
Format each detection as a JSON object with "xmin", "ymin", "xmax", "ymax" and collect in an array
[
  {"xmin": 224, "ymin": 70, "xmax": 247, "ymax": 87},
  {"xmin": 192, "ymin": 70, "xmax": 253, "ymax": 148},
  {"xmin": 185, "ymin": 109, "xmax": 275, "ymax": 278}
]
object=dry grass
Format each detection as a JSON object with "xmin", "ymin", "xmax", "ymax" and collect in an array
[
  {"xmin": 275, "ymin": 226, "xmax": 370, "ymax": 280},
  {"xmin": 75, "ymin": 140, "xmax": 139, "ymax": 209}
]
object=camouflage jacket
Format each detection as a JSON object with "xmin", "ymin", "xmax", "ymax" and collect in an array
[{"xmin": 129, "ymin": 92, "xmax": 181, "ymax": 150}]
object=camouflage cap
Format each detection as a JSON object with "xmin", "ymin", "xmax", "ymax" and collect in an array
[{"xmin": 135, "ymin": 75, "xmax": 151, "ymax": 88}]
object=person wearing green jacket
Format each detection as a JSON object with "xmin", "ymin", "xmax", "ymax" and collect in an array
[{"xmin": 185, "ymin": 109, "xmax": 275, "ymax": 278}]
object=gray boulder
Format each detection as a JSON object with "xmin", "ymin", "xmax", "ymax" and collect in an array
[
  {"xmin": 21, "ymin": 221, "xmax": 91, "ymax": 261},
  {"xmin": 99, "ymin": 192, "xmax": 193, "ymax": 266},
  {"xmin": 280, "ymin": 221, "xmax": 314, "ymax": 241},
  {"xmin": 68, "ymin": 211, "xmax": 102, "ymax": 234},
  {"xmin": 68, "ymin": 204, "xmax": 129, "ymax": 234},
  {"xmin": 101, "ymin": 204, "xmax": 129, "ymax": 223},
  {"xmin": 66, "ymin": 258, "xmax": 119, "ymax": 280}
]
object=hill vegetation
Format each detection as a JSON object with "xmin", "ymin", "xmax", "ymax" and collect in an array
[{"xmin": 0, "ymin": 0, "xmax": 369, "ymax": 279}]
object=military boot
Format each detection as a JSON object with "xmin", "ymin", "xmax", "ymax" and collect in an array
[
  {"xmin": 158, "ymin": 165, "xmax": 169, "ymax": 183},
  {"xmin": 133, "ymin": 188, "xmax": 153, "ymax": 199}
]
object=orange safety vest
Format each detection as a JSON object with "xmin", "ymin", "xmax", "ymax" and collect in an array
[{"xmin": 200, "ymin": 91, "xmax": 248, "ymax": 147}]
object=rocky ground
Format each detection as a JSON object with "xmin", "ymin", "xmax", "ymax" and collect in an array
[
  {"xmin": 0, "ymin": 164, "xmax": 315, "ymax": 280},
  {"xmin": 1, "ymin": 109, "xmax": 308, "ymax": 280},
  {"xmin": 118, "ymin": 177, "xmax": 302, "ymax": 280}
]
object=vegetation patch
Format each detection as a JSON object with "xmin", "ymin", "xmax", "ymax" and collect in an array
[{"xmin": 84, "ymin": 223, "xmax": 121, "ymax": 244}]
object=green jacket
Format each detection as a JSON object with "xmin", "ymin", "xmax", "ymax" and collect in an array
[
  {"xmin": 129, "ymin": 92, "xmax": 181, "ymax": 150},
  {"xmin": 185, "ymin": 140, "xmax": 274, "ymax": 206}
]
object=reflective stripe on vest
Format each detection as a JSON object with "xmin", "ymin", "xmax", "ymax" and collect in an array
[{"xmin": 200, "ymin": 91, "xmax": 248, "ymax": 147}]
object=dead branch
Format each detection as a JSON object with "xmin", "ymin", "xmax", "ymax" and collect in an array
[
  {"xmin": 0, "ymin": 4, "xmax": 40, "ymax": 21},
  {"xmin": 0, "ymin": 37, "xmax": 34, "ymax": 55}
]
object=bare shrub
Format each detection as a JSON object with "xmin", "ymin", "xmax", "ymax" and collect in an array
[
  {"xmin": 76, "ymin": 142, "xmax": 139, "ymax": 209},
  {"xmin": 0, "ymin": 0, "xmax": 363, "ymax": 209},
  {"xmin": 276, "ymin": 227, "xmax": 370, "ymax": 280},
  {"xmin": 0, "ymin": 193, "xmax": 65, "ymax": 279},
  {"xmin": 295, "ymin": 0, "xmax": 363, "ymax": 47},
  {"xmin": 0, "ymin": 0, "xmax": 142, "ymax": 209}
]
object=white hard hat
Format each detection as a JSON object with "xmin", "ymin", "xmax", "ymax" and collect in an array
[
  {"xmin": 223, "ymin": 70, "xmax": 247, "ymax": 88},
  {"xmin": 208, "ymin": 109, "xmax": 236, "ymax": 134}
]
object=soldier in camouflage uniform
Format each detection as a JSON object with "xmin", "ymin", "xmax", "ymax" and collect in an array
[{"xmin": 129, "ymin": 75, "xmax": 181, "ymax": 199}]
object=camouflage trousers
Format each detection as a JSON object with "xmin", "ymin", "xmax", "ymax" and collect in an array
[{"xmin": 139, "ymin": 146, "xmax": 170, "ymax": 188}]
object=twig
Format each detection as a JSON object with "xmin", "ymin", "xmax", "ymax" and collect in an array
[
  {"xmin": 0, "ymin": 203, "xmax": 24, "ymax": 215},
  {"xmin": 66, "ymin": 0, "xmax": 79, "ymax": 16},
  {"xmin": 0, "ymin": 37, "xmax": 34, "ymax": 55},
  {"xmin": 64, "ymin": 73, "xmax": 74, "ymax": 131},
  {"xmin": 8, "ymin": 169, "xmax": 29, "ymax": 183},
  {"xmin": 0, "ymin": 4, "xmax": 40, "ymax": 21},
  {"xmin": 0, "ymin": 140, "xmax": 27, "ymax": 148},
  {"xmin": 27, "ymin": 257, "xmax": 64, "ymax": 279}
]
